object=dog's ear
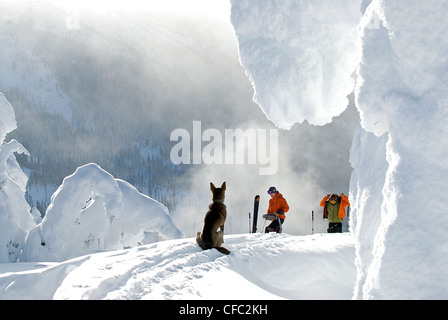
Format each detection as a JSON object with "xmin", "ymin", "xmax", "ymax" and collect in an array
[
  {"xmin": 210, "ymin": 182, "xmax": 216, "ymax": 192},
  {"xmin": 221, "ymin": 181, "xmax": 226, "ymax": 191}
]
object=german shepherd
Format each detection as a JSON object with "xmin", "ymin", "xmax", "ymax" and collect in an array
[{"xmin": 196, "ymin": 182, "xmax": 231, "ymax": 255}]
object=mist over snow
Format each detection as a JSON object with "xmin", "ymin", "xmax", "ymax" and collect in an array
[{"xmin": 0, "ymin": 0, "xmax": 446, "ymax": 300}]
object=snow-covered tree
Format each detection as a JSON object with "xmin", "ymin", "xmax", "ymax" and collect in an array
[
  {"xmin": 22, "ymin": 163, "xmax": 184, "ymax": 262},
  {"xmin": 0, "ymin": 92, "xmax": 36, "ymax": 262}
]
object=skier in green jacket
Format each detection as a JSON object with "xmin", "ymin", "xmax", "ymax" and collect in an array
[{"xmin": 320, "ymin": 193, "xmax": 350, "ymax": 233}]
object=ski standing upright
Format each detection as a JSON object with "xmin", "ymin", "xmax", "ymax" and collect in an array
[{"xmin": 252, "ymin": 195, "xmax": 260, "ymax": 233}]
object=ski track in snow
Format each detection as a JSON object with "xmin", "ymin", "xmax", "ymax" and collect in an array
[{"xmin": 0, "ymin": 233, "xmax": 356, "ymax": 300}]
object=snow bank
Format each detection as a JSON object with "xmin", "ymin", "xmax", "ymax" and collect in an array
[
  {"xmin": 22, "ymin": 163, "xmax": 184, "ymax": 262},
  {"xmin": 0, "ymin": 92, "xmax": 36, "ymax": 263},
  {"xmin": 230, "ymin": 0, "xmax": 448, "ymax": 299},
  {"xmin": 230, "ymin": 0, "xmax": 360, "ymax": 128},
  {"xmin": 0, "ymin": 233, "xmax": 355, "ymax": 300}
]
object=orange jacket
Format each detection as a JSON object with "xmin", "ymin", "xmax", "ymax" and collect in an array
[
  {"xmin": 268, "ymin": 192, "xmax": 289, "ymax": 219},
  {"xmin": 320, "ymin": 194, "xmax": 350, "ymax": 220}
]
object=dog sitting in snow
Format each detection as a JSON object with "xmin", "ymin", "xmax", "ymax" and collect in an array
[{"xmin": 196, "ymin": 182, "xmax": 231, "ymax": 255}]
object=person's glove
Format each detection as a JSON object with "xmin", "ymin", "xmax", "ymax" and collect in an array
[{"xmin": 263, "ymin": 213, "xmax": 278, "ymax": 220}]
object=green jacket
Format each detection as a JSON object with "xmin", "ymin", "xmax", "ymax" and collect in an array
[{"xmin": 326, "ymin": 202, "xmax": 343, "ymax": 223}]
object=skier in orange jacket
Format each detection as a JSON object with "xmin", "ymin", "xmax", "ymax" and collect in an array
[{"xmin": 263, "ymin": 187, "xmax": 289, "ymax": 233}]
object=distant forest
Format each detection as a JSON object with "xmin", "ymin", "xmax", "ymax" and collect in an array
[{"xmin": 6, "ymin": 86, "xmax": 188, "ymax": 213}]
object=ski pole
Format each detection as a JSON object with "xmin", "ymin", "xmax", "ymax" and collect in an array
[
  {"xmin": 249, "ymin": 212, "xmax": 251, "ymax": 233},
  {"xmin": 312, "ymin": 210, "xmax": 314, "ymax": 235},
  {"xmin": 261, "ymin": 217, "xmax": 267, "ymax": 233}
]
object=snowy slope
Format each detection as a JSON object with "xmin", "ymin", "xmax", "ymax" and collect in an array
[{"xmin": 0, "ymin": 233, "xmax": 355, "ymax": 300}]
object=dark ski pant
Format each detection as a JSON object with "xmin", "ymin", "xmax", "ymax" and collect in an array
[
  {"xmin": 327, "ymin": 223, "xmax": 342, "ymax": 233},
  {"xmin": 265, "ymin": 218, "xmax": 284, "ymax": 234}
]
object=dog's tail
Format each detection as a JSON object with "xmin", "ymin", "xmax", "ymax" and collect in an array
[
  {"xmin": 197, "ymin": 232, "xmax": 230, "ymax": 255},
  {"xmin": 215, "ymin": 247, "xmax": 231, "ymax": 255}
]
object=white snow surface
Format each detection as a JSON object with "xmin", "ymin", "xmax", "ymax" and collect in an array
[
  {"xmin": 0, "ymin": 233, "xmax": 355, "ymax": 300},
  {"xmin": 230, "ymin": 0, "xmax": 448, "ymax": 299}
]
